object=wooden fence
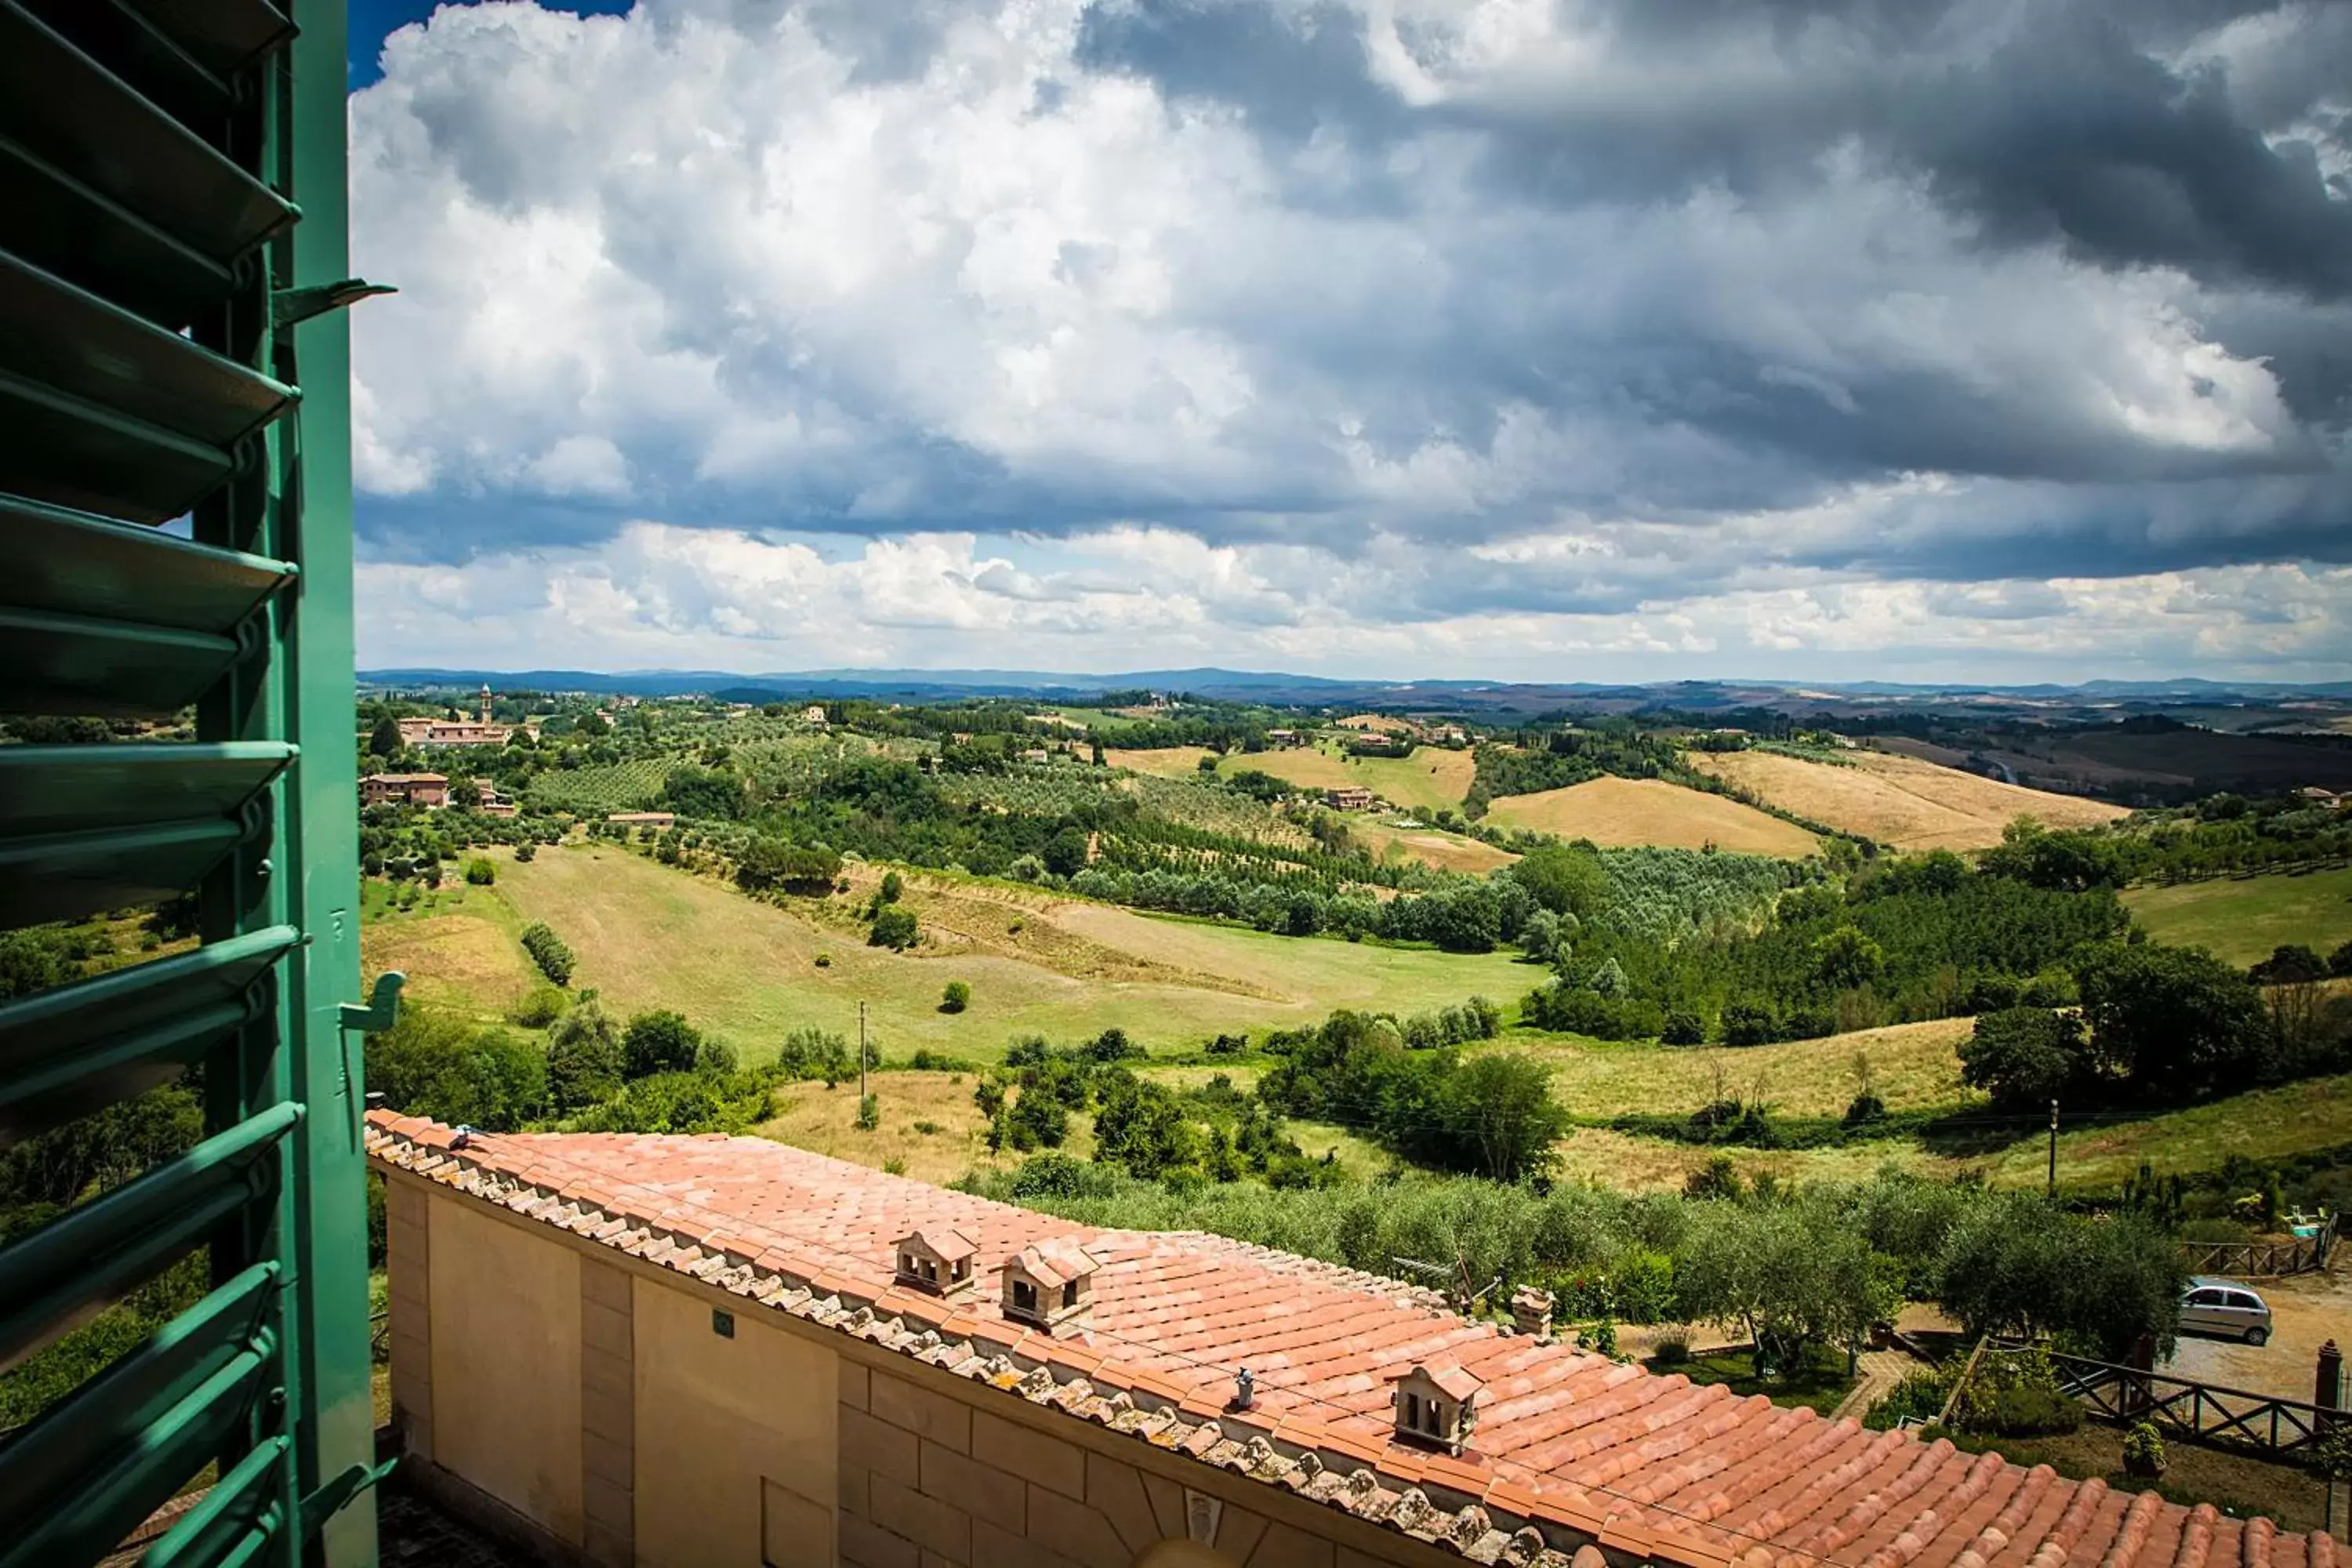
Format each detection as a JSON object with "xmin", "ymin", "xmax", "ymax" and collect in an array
[
  {"xmin": 2042, "ymin": 1349, "xmax": 2337, "ymax": 1457},
  {"xmin": 2179, "ymin": 1213, "xmax": 2338, "ymax": 1279}
]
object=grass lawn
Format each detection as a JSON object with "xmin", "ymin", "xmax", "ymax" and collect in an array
[
  {"xmin": 1650, "ymin": 1345, "xmax": 1854, "ymax": 1415},
  {"xmin": 365, "ymin": 844, "xmax": 1534, "ymax": 1061},
  {"xmin": 2121, "ymin": 866, "xmax": 2352, "ymax": 967}
]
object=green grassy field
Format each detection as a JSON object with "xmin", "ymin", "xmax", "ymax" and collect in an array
[
  {"xmin": 2121, "ymin": 867, "xmax": 2352, "ymax": 967},
  {"xmin": 362, "ymin": 845, "xmax": 1533, "ymax": 1059}
]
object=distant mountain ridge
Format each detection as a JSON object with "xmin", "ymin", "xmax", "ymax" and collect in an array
[{"xmin": 358, "ymin": 666, "xmax": 2352, "ymax": 708}]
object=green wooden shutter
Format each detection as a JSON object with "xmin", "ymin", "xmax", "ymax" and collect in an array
[{"xmin": 0, "ymin": 0, "xmax": 383, "ymax": 1561}]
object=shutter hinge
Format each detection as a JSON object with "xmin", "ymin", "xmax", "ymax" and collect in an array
[
  {"xmin": 273, "ymin": 278, "xmax": 397, "ymax": 329},
  {"xmin": 338, "ymin": 971, "xmax": 405, "ymax": 1033},
  {"xmin": 300, "ymin": 1456, "xmax": 399, "ymax": 1539}
]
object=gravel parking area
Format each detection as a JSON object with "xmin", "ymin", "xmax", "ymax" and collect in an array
[{"xmin": 2162, "ymin": 1265, "xmax": 2347, "ymax": 1403}]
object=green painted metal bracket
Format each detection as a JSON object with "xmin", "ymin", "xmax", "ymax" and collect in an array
[
  {"xmin": 336, "ymin": 971, "xmax": 402, "ymax": 1033},
  {"xmin": 301, "ymin": 1456, "xmax": 398, "ymax": 1539},
  {"xmin": 270, "ymin": 278, "xmax": 397, "ymax": 330}
]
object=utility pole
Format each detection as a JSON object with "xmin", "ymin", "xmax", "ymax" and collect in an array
[
  {"xmin": 859, "ymin": 1000, "xmax": 868, "ymax": 1102},
  {"xmin": 2047, "ymin": 1099, "xmax": 2060, "ymax": 1198}
]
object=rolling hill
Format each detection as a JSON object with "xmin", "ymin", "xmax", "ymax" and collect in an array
[
  {"xmin": 1686, "ymin": 748, "xmax": 2127, "ymax": 850},
  {"xmin": 1483, "ymin": 777, "xmax": 1819, "ymax": 855},
  {"xmin": 362, "ymin": 845, "xmax": 1533, "ymax": 1057}
]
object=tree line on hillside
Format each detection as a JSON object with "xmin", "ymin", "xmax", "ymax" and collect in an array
[{"xmin": 1962, "ymin": 939, "xmax": 2352, "ymax": 1112}]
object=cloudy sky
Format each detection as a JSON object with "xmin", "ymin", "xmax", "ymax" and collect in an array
[{"xmin": 347, "ymin": 0, "xmax": 2352, "ymax": 683}]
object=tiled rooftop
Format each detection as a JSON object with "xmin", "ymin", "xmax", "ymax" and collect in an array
[{"xmin": 365, "ymin": 1113, "xmax": 2336, "ymax": 1568}]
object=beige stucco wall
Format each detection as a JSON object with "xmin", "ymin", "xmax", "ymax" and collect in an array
[
  {"xmin": 387, "ymin": 1174, "xmax": 1489, "ymax": 1568},
  {"xmin": 425, "ymin": 1193, "xmax": 585, "ymax": 1545},
  {"xmin": 631, "ymin": 1272, "xmax": 840, "ymax": 1568}
]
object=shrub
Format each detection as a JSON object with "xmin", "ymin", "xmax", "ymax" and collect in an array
[
  {"xmin": 519, "ymin": 922, "xmax": 575, "ymax": 986},
  {"xmin": 883, "ymin": 1156, "xmax": 907, "ymax": 1175},
  {"xmin": 815, "ymin": 953, "xmax": 832, "ymax": 967},
  {"xmin": 879, "ymin": 870, "xmax": 903, "ymax": 903},
  {"xmin": 514, "ymin": 841, "xmax": 536, "ymax": 862},
  {"xmin": 855, "ymin": 1094, "xmax": 880, "ymax": 1131},
  {"xmin": 1010, "ymin": 1152, "xmax": 1116, "ymax": 1200},
  {"xmin": 778, "ymin": 1027, "xmax": 854, "ymax": 1086},
  {"xmin": 1650, "ymin": 1338, "xmax": 1690, "ymax": 1367},
  {"xmin": 1661, "ymin": 1011, "xmax": 1705, "ymax": 1047},
  {"xmin": 463, "ymin": 858, "xmax": 496, "ymax": 886},
  {"xmin": 1864, "ymin": 1370, "xmax": 1951, "ymax": 1431},
  {"xmin": 510, "ymin": 985, "xmax": 568, "ymax": 1029},
  {"xmin": 941, "ymin": 981, "xmax": 971, "ymax": 1014},
  {"xmin": 622, "ymin": 1010, "xmax": 702, "ymax": 1080},
  {"xmin": 2122, "ymin": 1422, "xmax": 2166, "ymax": 1479},
  {"xmin": 696, "ymin": 1037, "xmax": 739, "ymax": 1074},
  {"xmin": 1954, "ymin": 1347, "xmax": 2082, "ymax": 1437},
  {"xmin": 913, "ymin": 1120, "xmax": 943, "ymax": 1136},
  {"xmin": 1683, "ymin": 1154, "xmax": 1744, "ymax": 1202},
  {"xmin": 869, "ymin": 906, "xmax": 919, "ymax": 949}
]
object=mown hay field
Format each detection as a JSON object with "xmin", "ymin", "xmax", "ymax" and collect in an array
[
  {"xmin": 1348, "ymin": 818, "xmax": 1520, "ymax": 874},
  {"xmin": 1483, "ymin": 776, "xmax": 1818, "ymax": 856},
  {"xmin": 1214, "ymin": 743, "xmax": 1475, "ymax": 815},
  {"xmin": 1686, "ymin": 748, "xmax": 2126, "ymax": 850}
]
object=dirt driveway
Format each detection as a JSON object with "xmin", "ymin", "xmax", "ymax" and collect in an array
[{"xmin": 2162, "ymin": 1265, "xmax": 2347, "ymax": 1403}]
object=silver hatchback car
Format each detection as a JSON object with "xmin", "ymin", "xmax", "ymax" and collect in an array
[{"xmin": 2180, "ymin": 1276, "xmax": 2273, "ymax": 1345}]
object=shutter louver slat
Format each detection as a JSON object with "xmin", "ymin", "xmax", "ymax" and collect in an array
[
  {"xmin": 0, "ymin": 2, "xmax": 296, "ymax": 264},
  {"xmin": 0, "ymin": 132, "xmax": 236, "ymax": 327}
]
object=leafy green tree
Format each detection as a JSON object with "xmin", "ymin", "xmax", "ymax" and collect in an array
[
  {"xmin": 661, "ymin": 764, "xmax": 740, "ymax": 819},
  {"xmin": 368, "ymin": 715, "xmax": 405, "ymax": 759},
  {"xmin": 1093, "ymin": 1079, "xmax": 1199, "ymax": 1179},
  {"xmin": 1508, "ymin": 844, "xmax": 1608, "ymax": 918},
  {"xmin": 1424, "ymin": 1052, "xmax": 1569, "ymax": 1181},
  {"xmin": 1041, "ymin": 826, "xmax": 1091, "ymax": 878},
  {"xmin": 365, "ymin": 1008, "xmax": 546, "ymax": 1131},
  {"xmin": 1959, "ymin": 1007, "xmax": 2089, "ymax": 1109},
  {"xmin": 940, "ymin": 980, "xmax": 971, "ymax": 1014},
  {"xmin": 878, "ymin": 870, "xmax": 904, "ymax": 903},
  {"xmin": 622, "ymin": 1010, "xmax": 702, "ymax": 1080},
  {"xmin": 546, "ymin": 1002, "xmax": 624, "ymax": 1111},
  {"xmin": 2249, "ymin": 944, "xmax": 2326, "ymax": 985},
  {"xmin": 2329, "ymin": 939, "xmax": 2352, "ymax": 978},
  {"xmin": 1812, "ymin": 926, "xmax": 1886, "ymax": 990},
  {"xmin": 463, "ymin": 857, "xmax": 496, "ymax": 885},
  {"xmin": 2074, "ymin": 942, "xmax": 2272, "ymax": 1101}
]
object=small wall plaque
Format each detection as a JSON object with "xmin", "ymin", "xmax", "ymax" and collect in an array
[{"xmin": 1184, "ymin": 1489, "xmax": 1222, "ymax": 1544}]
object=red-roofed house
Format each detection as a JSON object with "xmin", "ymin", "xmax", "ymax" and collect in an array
[{"xmin": 366, "ymin": 1112, "xmax": 2334, "ymax": 1568}]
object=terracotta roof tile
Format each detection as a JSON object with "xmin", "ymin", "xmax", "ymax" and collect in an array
[{"xmin": 364, "ymin": 1114, "xmax": 2323, "ymax": 1568}]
